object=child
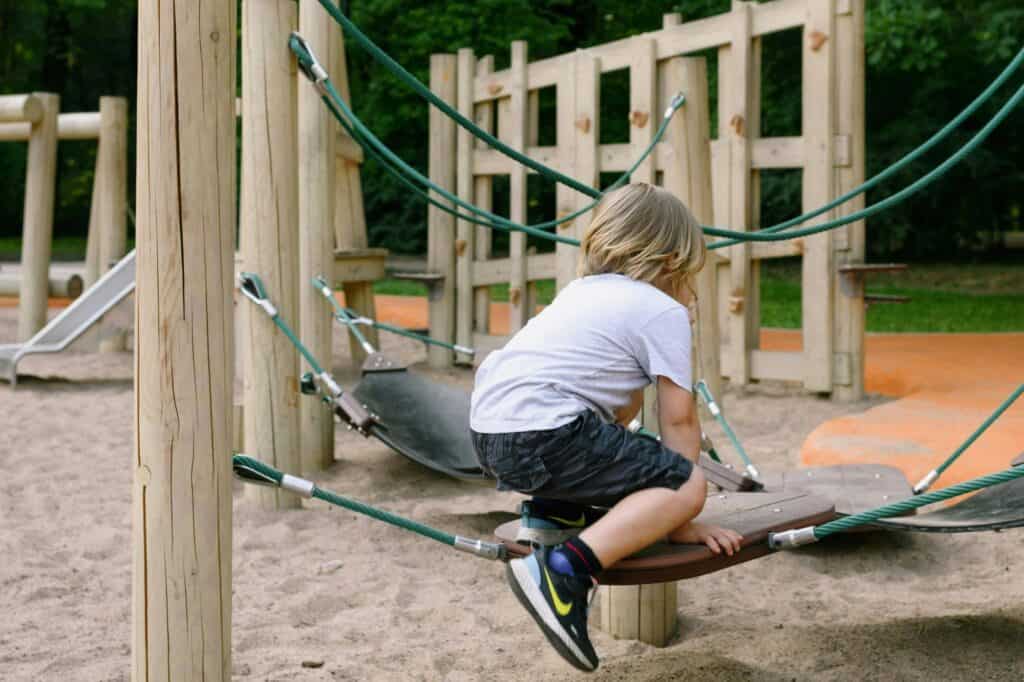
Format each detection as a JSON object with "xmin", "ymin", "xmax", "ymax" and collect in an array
[{"xmin": 469, "ymin": 183, "xmax": 742, "ymax": 672}]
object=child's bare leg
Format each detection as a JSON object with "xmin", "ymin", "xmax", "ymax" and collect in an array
[{"xmin": 577, "ymin": 467, "xmax": 710, "ymax": 568}]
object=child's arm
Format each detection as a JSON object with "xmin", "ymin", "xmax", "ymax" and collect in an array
[{"xmin": 656, "ymin": 376, "xmax": 700, "ymax": 463}]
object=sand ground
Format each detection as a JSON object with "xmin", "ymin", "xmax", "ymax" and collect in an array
[{"xmin": 1, "ymin": 303, "xmax": 1023, "ymax": 681}]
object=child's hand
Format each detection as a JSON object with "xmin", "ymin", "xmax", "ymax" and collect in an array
[{"xmin": 669, "ymin": 521, "xmax": 743, "ymax": 556}]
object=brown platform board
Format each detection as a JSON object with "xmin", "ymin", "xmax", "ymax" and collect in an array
[
  {"xmin": 760, "ymin": 464, "xmax": 913, "ymax": 518},
  {"xmin": 699, "ymin": 453, "xmax": 763, "ymax": 492},
  {"xmin": 495, "ymin": 491, "xmax": 836, "ymax": 585}
]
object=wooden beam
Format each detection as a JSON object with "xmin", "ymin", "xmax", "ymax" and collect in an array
[
  {"xmin": 133, "ymin": 0, "xmax": 235, "ymax": 677},
  {"xmin": 97, "ymin": 97, "xmax": 128, "ymax": 280},
  {"xmin": 801, "ymin": 0, "xmax": 837, "ymax": 392},
  {"xmin": 241, "ymin": 0, "xmax": 301, "ymax": 508},
  {"xmin": 456, "ymin": 47, "xmax": 477, "ymax": 354},
  {"xmin": 0, "ymin": 94, "xmax": 42, "ymax": 123},
  {"xmin": 17, "ymin": 93, "xmax": 58, "ymax": 342},
  {"xmin": 470, "ymin": 252, "xmax": 556, "ymax": 286},
  {"xmin": 554, "ymin": 57, "xmax": 579, "ymax": 290},
  {"xmin": 473, "ymin": 56, "xmax": 495, "ymax": 334},
  {"xmin": 427, "ymin": 54, "xmax": 458, "ymax": 367},
  {"xmin": 507, "ymin": 41, "xmax": 529, "ymax": 334},
  {"xmin": 298, "ymin": 0, "xmax": 339, "ymax": 471},
  {"xmin": 629, "ymin": 38, "xmax": 657, "ymax": 185},
  {"xmin": 750, "ymin": 350, "xmax": 804, "ymax": 382},
  {"xmin": 832, "ymin": 0, "xmax": 866, "ymax": 401}
]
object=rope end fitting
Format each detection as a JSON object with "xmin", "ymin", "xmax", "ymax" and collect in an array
[
  {"xmin": 453, "ymin": 344, "xmax": 476, "ymax": 357},
  {"xmin": 768, "ymin": 526, "xmax": 819, "ymax": 550},
  {"xmin": 453, "ymin": 536, "xmax": 508, "ymax": 561},
  {"xmin": 290, "ymin": 32, "xmax": 330, "ymax": 96},
  {"xmin": 664, "ymin": 92, "xmax": 686, "ymax": 119},
  {"xmin": 238, "ymin": 272, "xmax": 278, "ymax": 318},
  {"xmin": 912, "ymin": 469, "xmax": 939, "ymax": 495}
]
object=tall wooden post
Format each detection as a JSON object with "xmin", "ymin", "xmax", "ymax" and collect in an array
[
  {"xmin": 801, "ymin": 0, "xmax": 837, "ymax": 393},
  {"xmin": 507, "ymin": 41, "xmax": 530, "ymax": 333},
  {"xmin": 832, "ymin": 0, "xmax": 866, "ymax": 401},
  {"xmin": 241, "ymin": 0, "xmax": 301, "ymax": 509},
  {"xmin": 455, "ymin": 47, "xmax": 477, "ymax": 353},
  {"xmin": 427, "ymin": 54, "xmax": 457, "ymax": 367},
  {"xmin": 298, "ymin": 0, "xmax": 338, "ymax": 471},
  {"xmin": 472, "ymin": 57, "xmax": 496, "ymax": 336},
  {"xmin": 97, "ymin": 96, "xmax": 129, "ymax": 277},
  {"xmin": 17, "ymin": 92, "xmax": 59, "ymax": 342},
  {"xmin": 132, "ymin": 0, "xmax": 235, "ymax": 678}
]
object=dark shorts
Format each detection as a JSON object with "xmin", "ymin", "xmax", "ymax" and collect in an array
[{"xmin": 470, "ymin": 411, "xmax": 694, "ymax": 508}]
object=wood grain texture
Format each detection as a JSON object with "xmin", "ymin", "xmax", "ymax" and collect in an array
[
  {"xmin": 298, "ymin": 0, "xmax": 339, "ymax": 471},
  {"xmin": 507, "ymin": 41, "xmax": 529, "ymax": 334},
  {"xmin": 240, "ymin": 0, "xmax": 301, "ymax": 508},
  {"xmin": 427, "ymin": 54, "xmax": 457, "ymax": 367},
  {"xmin": 133, "ymin": 0, "xmax": 235, "ymax": 678},
  {"xmin": 17, "ymin": 92, "xmax": 58, "ymax": 342}
]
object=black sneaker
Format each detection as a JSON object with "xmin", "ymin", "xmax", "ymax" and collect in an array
[
  {"xmin": 515, "ymin": 500, "xmax": 607, "ymax": 546},
  {"xmin": 505, "ymin": 546, "xmax": 599, "ymax": 672}
]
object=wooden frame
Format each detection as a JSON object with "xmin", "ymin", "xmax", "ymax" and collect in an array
[{"xmin": 430, "ymin": 0, "xmax": 866, "ymax": 401}]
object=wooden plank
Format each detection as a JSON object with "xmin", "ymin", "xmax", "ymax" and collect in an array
[
  {"xmin": 241, "ymin": 0, "xmax": 301, "ymax": 508},
  {"xmin": 473, "ymin": 56, "xmax": 495, "ymax": 334},
  {"xmin": 334, "ymin": 131, "xmax": 364, "ymax": 163},
  {"xmin": 298, "ymin": 0, "xmax": 339, "ymax": 471},
  {"xmin": 554, "ymin": 56, "xmax": 580, "ymax": 290},
  {"xmin": 133, "ymin": 0, "xmax": 235, "ymax": 676},
  {"xmin": 427, "ymin": 54, "xmax": 458, "ymax": 367},
  {"xmin": 749, "ymin": 349, "xmax": 804, "ymax": 382},
  {"xmin": 573, "ymin": 50, "xmax": 600, "ymax": 263},
  {"xmin": 456, "ymin": 48, "xmax": 477, "ymax": 357},
  {"xmin": 747, "ymin": 24, "xmax": 763, "ymax": 361},
  {"xmin": 801, "ymin": 0, "xmax": 837, "ymax": 392},
  {"xmin": 629, "ymin": 38, "xmax": 657, "ymax": 185},
  {"xmin": 471, "ymin": 0, "xmax": 805, "ymax": 105},
  {"xmin": 471, "ymin": 252, "xmax": 556, "ymax": 286},
  {"xmin": 762, "ymin": 463, "xmax": 912, "ymax": 517},
  {"xmin": 700, "ymin": 452, "xmax": 762, "ymax": 492},
  {"xmin": 832, "ymin": 0, "xmax": 866, "ymax": 401},
  {"xmin": 724, "ymin": 2, "xmax": 754, "ymax": 387},
  {"xmin": 507, "ymin": 41, "xmax": 529, "ymax": 334},
  {"xmin": 17, "ymin": 93, "xmax": 58, "ymax": 342}
]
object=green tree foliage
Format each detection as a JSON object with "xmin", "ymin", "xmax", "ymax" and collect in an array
[{"xmin": 0, "ymin": 0, "xmax": 1019, "ymax": 262}]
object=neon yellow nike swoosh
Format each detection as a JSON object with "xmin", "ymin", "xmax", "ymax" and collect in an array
[
  {"xmin": 548, "ymin": 513, "xmax": 587, "ymax": 527},
  {"xmin": 543, "ymin": 567, "xmax": 573, "ymax": 617}
]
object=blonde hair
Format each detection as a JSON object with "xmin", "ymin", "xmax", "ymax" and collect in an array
[{"xmin": 578, "ymin": 183, "xmax": 706, "ymax": 296}]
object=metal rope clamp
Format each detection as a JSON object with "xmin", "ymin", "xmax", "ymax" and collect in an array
[{"xmin": 290, "ymin": 31, "xmax": 330, "ymax": 97}]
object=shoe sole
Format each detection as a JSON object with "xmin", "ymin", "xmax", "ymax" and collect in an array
[
  {"xmin": 506, "ymin": 559, "xmax": 598, "ymax": 672},
  {"xmin": 514, "ymin": 526, "xmax": 581, "ymax": 546}
]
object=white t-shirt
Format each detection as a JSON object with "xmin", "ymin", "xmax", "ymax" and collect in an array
[{"xmin": 470, "ymin": 273, "xmax": 692, "ymax": 433}]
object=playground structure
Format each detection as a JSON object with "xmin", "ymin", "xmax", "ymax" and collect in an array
[
  {"xmin": 0, "ymin": 94, "xmax": 128, "ymax": 342},
  {"xmin": 424, "ymin": 0, "xmax": 873, "ymax": 404},
  {"xmin": 45, "ymin": 0, "xmax": 1015, "ymax": 677}
]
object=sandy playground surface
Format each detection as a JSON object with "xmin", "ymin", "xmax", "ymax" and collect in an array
[{"xmin": 1, "ymin": 302, "xmax": 1023, "ymax": 681}]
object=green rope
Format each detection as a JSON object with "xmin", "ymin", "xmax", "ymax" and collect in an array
[
  {"xmin": 314, "ymin": 0, "xmax": 602, "ymax": 198},
  {"xmin": 308, "ymin": 4, "xmax": 1023, "ymax": 246},
  {"xmin": 695, "ymin": 381, "xmax": 759, "ymax": 478},
  {"xmin": 342, "ymin": 307, "xmax": 474, "ymax": 355},
  {"xmin": 239, "ymin": 273, "xmax": 325, "ymax": 374},
  {"xmin": 934, "ymin": 384, "xmax": 1024, "ymax": 477},
  {"xmin": 312, "ymin": 275, "xmax": 375, "ymax": 351},
  {"xmin": 292, "ymin": 34, "xmax": 680, "ymax": 246},
  {"xmin": 708, "ymin": 47, "xmax": 1024, "ymax": 247},
  {"xmin": 814, "ymin": 465, "xmax": 1024, "ymax": 539},
  {"xmin": 705, "ymin": 80, "xmax": 1024, "ymax": 246},
  {"xmin": 233, "ymin": 455, "xmax": 456, "ymax": 546}
]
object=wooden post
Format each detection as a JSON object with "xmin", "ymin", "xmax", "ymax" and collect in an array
[
  {"xmin": 670, "ymin": 57, "xmax": 720, "ymax": 400},
  {"xmin": 746, "ymin": 24, "xmax": 763, "ymax": 359},
  {"xmin": 98, "ymin": 96, "xmax": 128, "ymax": 276},
  {"xmin": 298, "ymin": 0, "xmax": 338, "ymax": 472},
  {"xmin": 554, "ymin": 55, "xmax": 579, "ymax": 291},
  {"xmin": 427, "ymin": 54, "xmax": 457, "ymax": 367},
  {"xmin": 132, "ymin": 0, "xmax": 235, "ymax": 678},
  {"xmin": 507, "ymin": 41, "xmax": 529, "ymax": 333},
  {"xmin": 473, "ymin": 56, "xmax": 495, "ymax": 336},
  {"xmin": 629, "ymin": 39, "xmax": 657, "ymax": 186},
  {"xmin": 801, "ymin": 0, "xmax": 836, "ymax": 393},
  {"xmin": 723, "ymin": 2, "xmax": 753, "ymax": 389},
  {"xmin": 0, "ymin": 94, "xmax": 42, "ymax": 123},
  {"xmin": 17, "ymin": 92, "xmax": 59, "ymax": 342},
  {"xmin": 456, "ymin": 47, "xmax": 477, "ymax": 354},
  {"xmin": 241, "ymin": 0, "xmax": 301, "ymax": 509},
  {"xmin": 832, "ymin": 0, "xmax": 866, "ymax": 401},
  {"xmin": 595, "ymin": 582, "xmax": 678, "ymax": 648}
]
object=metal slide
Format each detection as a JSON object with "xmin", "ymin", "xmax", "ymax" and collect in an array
[{"xmin": 0, "ymin": 250, "xmax": 136, "ymax": 385}]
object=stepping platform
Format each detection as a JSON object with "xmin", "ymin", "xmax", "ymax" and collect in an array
[
  {"xmin": 495, "ymin": 490, "xmax": 836, "ymax": 585},
  {"xmin": 761, "ymin": 463, "xmax": 913, "ymax": 517}
]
